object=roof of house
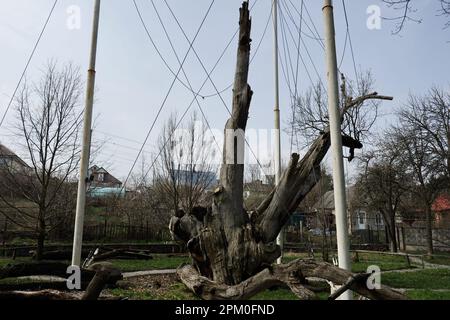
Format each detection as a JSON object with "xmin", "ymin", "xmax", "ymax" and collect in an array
[
  {"xmin": 432, "ymin": 193, "xmax": 450, "ymax": 212},
  {"xmin": 89, "ymin": 165, "xmax": 122, "ymax": 185},
  {"xmin": 312, "ymin": 188, "xmax": 357, "ymax": 212},
  {"xmin": 313, "ymin": 190, "xmax": 336, "ymax": 211},
  {"xmin": 0, "ymin": 144, "xmax": 16, "ymax": 157},
  {"xmin": 0, "ymin": 143, "xmax": 29, "ymax": 167}
]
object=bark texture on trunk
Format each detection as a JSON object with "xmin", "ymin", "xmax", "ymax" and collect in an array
[{"xmin": 169, "ymin": 2, "xmax": 401, "ymax": 300}]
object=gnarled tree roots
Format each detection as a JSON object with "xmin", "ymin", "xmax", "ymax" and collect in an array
[{"xmin": 177, "ymin": 259, "xmax": 406, "ymax": 300}]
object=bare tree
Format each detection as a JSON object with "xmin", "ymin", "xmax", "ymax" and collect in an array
[
  {"xmin": 382, "ymin": 0, "xmax": 450, "ymax": 33},
  {"xmin": 0, "ymin": 62, "xmax": 82, "ymax": 260},
  {"xmin": 399, "ymin": 87, "xmax": 450, "ymax": 178},
  {"xmin": 155, "ymin": 112, "xmax": 218, "ymax": 215},
  {"xmin": 115, "ymin": 157, "xmax": 171, "ymax": 240},
  {"xmin": 390, "ymin": 87, "xmax": 450, "ymax": 255},
  {"xmin": 392, "ymin": 131, "xmax": 443, "ymax": 255},
  {"xmin": 169, "ymin": 3, "xmax": 403, "ymax": 300},
  {"xmin": 353, "ymin": 135, "xmax": 412, "ymax": 252},
  {"xmin": 289, "ymin": 71, "xmax": 385, "ymax": 161},
  {"xmin": 298, "ymin": 166, "xmax": 333, "ymax": 261}
]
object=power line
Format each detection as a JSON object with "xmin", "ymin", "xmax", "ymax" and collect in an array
[
  {"xmin": 0, "ymin": 0, "xmax": 58, "ymax": 129},
  {"xmin": 286, "ymin": 0, "xmax": 325, "ymax": 49},
  {"xmin": 128, "ymin": 0, "xmax": 271, "ymax": 187},
  {"xmin": 106, "ymin": 0, "xmax": 267, "ymax": 182},
  {"xmin": 138, "ymin": 1, "xmax": 282, "ymax": 191},
  {"xmin": 161, "ymin": 0, "xmax": 283, "ymax": 187},
  {"xmin": 293, "ymin": 0, "xmax": 304, "ymax": 100},
  {"xmin": 342, "ymin": 0, "xmax": 360, "ymax": 91},
  {"xmin": 133, "ymin": 0, "xmax": 267, "ymax": 100},
  {"xmin": 338, "ymin": 22, "xmax": 349, "ymax": 69},
  {"xmin": 192, "ymin": 0, "xmax": 273, "ymax": 99},
  {"xmin": 278, "ymin": 5, "xmax": 298, "ymax": 155},
  {"xmin": 292, "ymin": 0, "xmax": 304, "ymax": 153},
  {"xmin": 94, "ymin": 130, "xmax": 145, "ymax": 145},
  {"xmin": 124, "ymin": 0, "xmax": 215, "ymax": 190},
  {"xmin": 278, "ymin": 9, "xmax": 295, "ymax": 99},
  {"xmin": 279, "ymin": 4, "xmax": 323, "ymax": 92},
  {"xmin": 149, "ymin": 0, "xmax": 221, "ymax": 154}
]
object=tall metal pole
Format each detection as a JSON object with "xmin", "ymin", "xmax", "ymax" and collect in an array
[
  {"xmin": 272, "ymin": 0, "xmax": 283, "ymax": 265},
  {"xmin": 71, "ymin": 0, "xmax": 101, "ymax": 267},
  {"xmin": 322, "ymin": 0, "xmax": 352, "ymax": 300}
]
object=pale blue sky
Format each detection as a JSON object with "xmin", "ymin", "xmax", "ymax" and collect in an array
[{"xmin": 0, "ymin": 0, "xmax": 449, "ymax": 181}]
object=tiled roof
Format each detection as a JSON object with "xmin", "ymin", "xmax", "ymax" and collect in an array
[
  {"xmin": 433, "ymin": 193, "xmax": 450, "ymax": 212},
  {"xmin": 0, "ymin": 144, "xmax": 16, "ymax": 156}
]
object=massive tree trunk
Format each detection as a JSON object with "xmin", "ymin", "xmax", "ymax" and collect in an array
[{"xmin": 169, "ymin": 2, "xmax": 401, "ymax": 300}]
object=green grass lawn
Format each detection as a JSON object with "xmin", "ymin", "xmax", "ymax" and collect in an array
[
  {"xmin": 405, "ymin": 289, "xmax": 450, "ymax": 300},
  {"xmin": 382, "ymin": 268, "xmax": 450, "ymax": 290},
  {"xmin": 109, "ymin": 282, "xmax": 199, "ymax": 300},
  {"xmin": 0, "ymin": 257, "xmax": 31, "ymax": 268},
  {"xmin": 0, "ymin": 255, "xmax": 189, "ymax": 273},
  {"xmin": 283, "ymin": 252, "xmax": 412, "ymax": 273},
  {"xmin": 424, "ymin": 256, "xmax": 450, "ymax": 266},
  {"xmin": 351, "ymin": 252, "xmax": 413, "ymax": 272},
  {"xmin": 109, "ymin": 285, "xmax": 330, "ymax": 301},
  {"xmin": 109, "ymin": 255, "xmax": 190, "ymax": 272}
]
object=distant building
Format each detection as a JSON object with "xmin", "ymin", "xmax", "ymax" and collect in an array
[
  {"xmin": 87, "ymin": 165, "xmax": 124, "ymax": 198},
  {"xmin": 243, "ymin": 179, "xmax": 273, "ymax": 210},
  {"xmin": 432, "ymin": 193, "xmax": 450, "ymax": 228},
  {"xmin": 312, "ymin": 189, "xmax": 384, "ymax": 234},
  {"xmin": 169, "ymin": 169, "xmax": 217, "ymax": 190}
]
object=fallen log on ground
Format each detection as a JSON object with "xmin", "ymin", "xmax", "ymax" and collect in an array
[
  {"xmin": 0, "ymin": 278, "xmax": 68, "ymax": 292},
  {"xmin": 0, "ymin": 290, "xmax": 76, "ymax": 300},
  {"xmin": 0, "ymin": 263, "xmax": 122, "ymax": 300},
  {"xmin": 0, "ymin": 261, "xmax": 122, "ymax": 285}
]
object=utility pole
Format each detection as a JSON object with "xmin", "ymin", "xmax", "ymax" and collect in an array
[
  {"xmin": 71, "ymin": 0, "xmax": 101, "ymax": 267},
  {"xmin": 322, "ymin": 0, "xmax": 352, "ymax": 300},
  {"xmin": 272, "ymin": 0, "xmax": 283, "ymax": 265}
]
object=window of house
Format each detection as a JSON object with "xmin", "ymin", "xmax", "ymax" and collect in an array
[
  {"xmin": 376, "ymin": 214, "xmax": 381, "ymax": 225},
  {"xmin": 359, "ymin": 212, "xmax": 365, "ymax": 224},
  {"xmin": 98, "ymin": 173, "xmax": 104, "ymax": 182}
]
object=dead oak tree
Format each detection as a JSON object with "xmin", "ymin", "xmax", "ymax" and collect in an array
[{"xmin": 169, "ymin": 2, "xmax": 400, "ymax": 300}]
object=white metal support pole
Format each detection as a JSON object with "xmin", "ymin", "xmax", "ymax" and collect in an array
[
  {"xmin": 272, "ymin": 0, "xmax": 283, "ymax": 265},
  {"xmin": 322, "ymin": 0, "xmax": 352, "ymax": 299},
  {"xmin": 71, "ymin": 0, "xmax": 101, "ymax": 267}
]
